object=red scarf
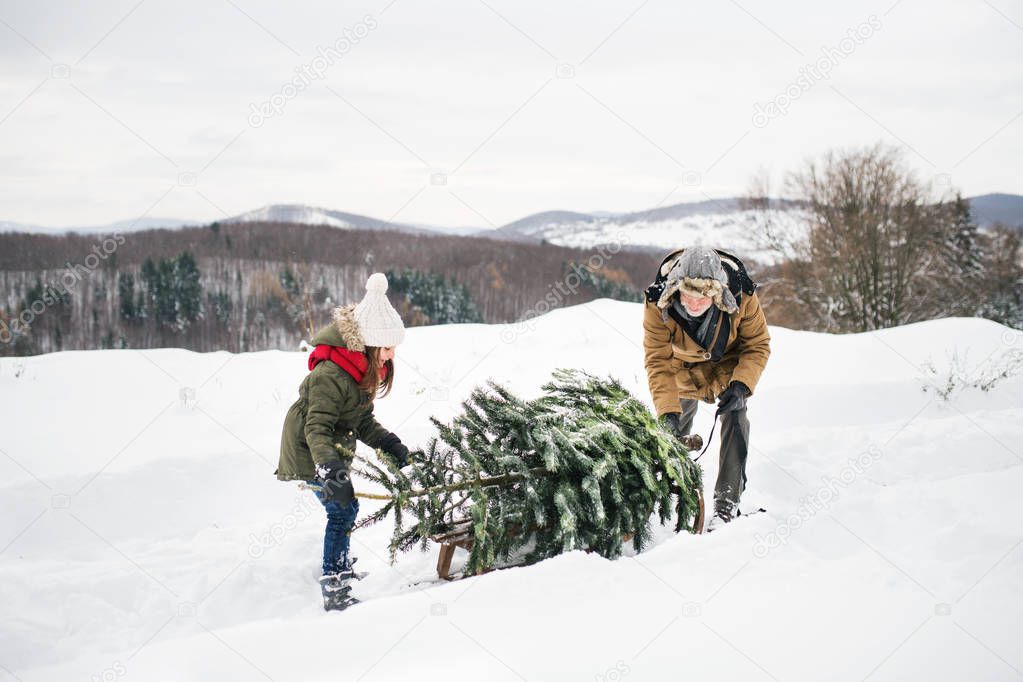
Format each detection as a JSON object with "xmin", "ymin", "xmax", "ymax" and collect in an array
[{"xmin": 307, "ymin": 345, "xmax": 388, "ymax": 383}]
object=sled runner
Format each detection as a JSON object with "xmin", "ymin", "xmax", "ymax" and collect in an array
[
  {"xmin": 429, "ymin": 488, "xmax": 707, "ymax": 580},
  {"xmin": 704, "ymin": 506, "xmax": 768, "ymax": 533},
  {"xmin": 430, "ymin": 521, "xmax": 476, "ymax": 580}
]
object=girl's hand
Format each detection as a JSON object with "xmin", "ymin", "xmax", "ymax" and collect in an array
[
  {"xmin": 315, "ymin": 460, "xmax": 355, "ymax": 505},
  {"xmin": 378, "ymin": 433, "xmax": 410, "ymax": 468}
]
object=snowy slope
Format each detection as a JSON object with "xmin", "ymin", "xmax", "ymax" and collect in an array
[
  {"xmin": 485, "ymin": 193, "xmax": 1023, "ymax": 260},
  {"xmin": 2, "ymin": 302, "xmax": 1022, "ymax": 681},
  {"xmin": 223, "ymin": 204, "xmax": 433, "ymax": 235},
  {"xmin": 0, "ymin": 205, "xmax": 432, "ymax": 236},
  {"xmin": 227, "ymin": 204, "xmax": 355, "ymax": 228},
  {"xmin": 0, "ymin": 217, "xmax": 197, "ymax": 234},
  {"xmin": 491, "ymin": 199, "xmax": 811, "ymax": 264},
  {"xmin": 520, "ymin": 207, "xmax": 810, "ymax": 263}
]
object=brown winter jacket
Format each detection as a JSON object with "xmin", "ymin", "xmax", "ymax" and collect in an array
[{"xmin": 643, "ymin": 249, "xmax": 771, "ymax": 415}]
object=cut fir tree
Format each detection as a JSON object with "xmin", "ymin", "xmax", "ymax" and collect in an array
[{"xmin": 352, "ymin": 369, "xmax": 703, "ymax": 576}]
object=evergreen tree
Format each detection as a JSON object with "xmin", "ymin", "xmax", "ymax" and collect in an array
[
  {"xmin": 173, "ymin": 252, "xmax": 202, "ymax": 325},
  {"xmin": 277, "ymin": 266, "xmax": 309, "ymax": 328},
  {"xmin": 139, "ymin": 252, "xmax": 203, "ymax": 330},
  {"xmin": 208, "ymin": 291, "xmax": 232, "ymax": 325},
  {"xmin": 355, "ymin": 370, "xmax": 703, "ymax": 574},
  {"xmin": 938, "ymin": 194, "xmax": 985, "ymax": 316},
  {"xmin": 978, "ymin": 226, "xmax": 1023, "ymax": 330},
  {"xmin": 566, "ymin": 262, "xmax": 642, "ymax": 302},
  {"xmin": 22, "ymin": 279, "xmax": 45, "ymax": 310},
  {"xmin": 140, "ymin": 258, "xmax": 172, "ymax": 327},
  {"xmin": 118, "ymin": 272, "xmax": 137, "ymax": 321},
  {"xmin": 386, "ymin": 268, "xmax": 483, "ymax": 324},
  {"xmin": 280, "ymin": 267, "xmax": 300, "ymax": 299},
  {"xmin": 947, "ymin": 195, "xmax": 984, "ymax": 277}
]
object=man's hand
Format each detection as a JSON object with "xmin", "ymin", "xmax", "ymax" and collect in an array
[
  {"xmin": 717, "ymin": 381, "xmax": 750, "ymax": 413},
  {"xmin": 660, "ymin": 412, "xmax": 687, "ymax": 440},
  {"xmin": 315, "ymin": 460, "xmax": 355, "ymax": 506}
]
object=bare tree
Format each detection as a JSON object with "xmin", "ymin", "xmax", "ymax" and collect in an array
[
  {"xmin": 743, "ymin": 166, "xmax": 807, "ymax": 263},
  {"xmin": 977, "ymin": 224, "xmax": 1023, "ymax": 329},
  {"xmin": 769, "ymin": 144, "xmax": 951, "ymax": 332}
]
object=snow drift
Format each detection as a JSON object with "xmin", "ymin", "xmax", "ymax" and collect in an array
[{"xmin": 1, "ymin": 300, "xmax": 1021, "ymax": 681}]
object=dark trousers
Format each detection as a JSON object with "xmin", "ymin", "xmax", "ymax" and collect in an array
[
  {"xmin": 678, "ymin": 398, "xmax": 750, "ymax": 518},
  {"xmin": 309, "ymin": 481, "xmax": 360, "ymax": 576}
]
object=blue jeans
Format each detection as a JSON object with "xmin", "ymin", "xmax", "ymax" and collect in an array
[{"xmin": 309, "ymin": 481, "xmax": 360, "ymax": 576}]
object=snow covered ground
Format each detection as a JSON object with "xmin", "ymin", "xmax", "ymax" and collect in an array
[{"xmin": 2, "ymin": 300, "xmax": 1022, "ymax": 681}]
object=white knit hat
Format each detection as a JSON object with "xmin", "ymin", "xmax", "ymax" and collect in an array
[{"xmin": 354, "ymin": 273, "xmax": 406, "ymax": 347}]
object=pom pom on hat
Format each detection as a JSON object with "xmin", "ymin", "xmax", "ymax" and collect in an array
[
  {"xmin": 354, "ymin": 272, "xmax": 405, "ymax": 347},
  {"xmin": 366, "ymin": 272, "xmax": 388, "ymax": 294}
]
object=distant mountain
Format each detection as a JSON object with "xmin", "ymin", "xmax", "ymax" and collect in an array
[
  {"xmin": 0, "ymin": 204, "xmax": 439, "ymax": 237},
  {"xmin": 485, "ymin": 194, "xmax": 1023, "ymax": 261},
  {"xmin": 488, "ymin": 198, "xmax": 810, "ymax": 264},
  {"xmin": 0, "ymin": 221, "xmax": 39, "ymax": 233},
  {"xmin": 223, "ymin": 204, "xmax": 434, "ymax": 235},
  {"xmin": 4, "ymin": 194, "xmax": 1019, "ymax": 245},
  {"xmin": 492, "ymin": 210, "xmax": 602, "ymax": 243},
  {"xmin": 967, "ymin": 194, "xmax": 1023, "ymax": 229},
  {"xmin": 0, "ymin": 217, "xmax": 196, "ymax": 234},
  {"xmin": 408, "ymin": 223, "xmax": 484, "ymax": 237}
]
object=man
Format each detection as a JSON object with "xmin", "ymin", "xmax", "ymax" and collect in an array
[{"xmin": 643, "ymin": 245, "xmax": 771, "ymax": 525}]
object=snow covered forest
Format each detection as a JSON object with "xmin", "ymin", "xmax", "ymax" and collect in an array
[
  {"xmin": 3, "ymin": 145, "xmax": 1021, "ymax": 358},
  {"xmin": 0, "ymin": 224, "xmax": 654, "ymax": 355}
]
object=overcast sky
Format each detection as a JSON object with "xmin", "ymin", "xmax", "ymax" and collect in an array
[{"xmin": 1, "ymin": 0, "xmax": 1020, "ymax": 229}]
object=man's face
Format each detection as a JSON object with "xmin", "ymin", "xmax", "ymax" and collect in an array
[{"xmin": 681, "ymin": 293, "xmax": 712, "ymax": 316}]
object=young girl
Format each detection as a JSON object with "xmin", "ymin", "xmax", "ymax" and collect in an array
[{"xmin": 276, "ymin": 273, "xmax": 410, "ymax": 611}]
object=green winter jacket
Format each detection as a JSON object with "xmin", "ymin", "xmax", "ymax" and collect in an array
[{"xmin": 276, "ymin": 305, "xmax": 393, "ymax": 481}]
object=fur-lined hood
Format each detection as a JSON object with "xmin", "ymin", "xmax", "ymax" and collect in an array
[
  {"xmin": 645, "ymin": 247, "xmax": 758, "ymax": 315},
  {"xmin": 309, "ymin": 304, "xmax": 367, "ymax": 351}
]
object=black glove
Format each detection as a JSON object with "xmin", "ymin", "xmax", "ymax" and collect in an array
[
  {"xmin": 717, "ymin": 381, "xmax": 750, "ymax": 413},
  {"xmin": 378, "ymin": 433, "xmax": 410, "ymax": 468},
  {"xmin": 660, "ymin": 412, "xmax": 688, "ymax": 441},
  {"xmin": 315, "ymin": 460, "xmax": 354, "ymax": 506}
]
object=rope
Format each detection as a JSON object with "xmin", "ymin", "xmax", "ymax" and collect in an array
[{"xmin": 693, "ymin": 408, "xmax": 721, "ymax": 462}]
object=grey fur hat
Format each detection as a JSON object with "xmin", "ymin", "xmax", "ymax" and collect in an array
[{"xmin": 656, "ymin": 246, "xmax": 739, "ymax": 314}]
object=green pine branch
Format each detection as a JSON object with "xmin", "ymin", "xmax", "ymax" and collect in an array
[{"xmin": 354, "ymin": 369, "xmax": 703, "ymax": 574}]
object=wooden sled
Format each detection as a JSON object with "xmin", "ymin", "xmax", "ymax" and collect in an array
[
  {"xmin": 430, "ymin": 521, "xmax": 477, "ymax": 580},
  {"xmin": 431, "ymin": 489, "xmax": 707, "ymax": 579}
]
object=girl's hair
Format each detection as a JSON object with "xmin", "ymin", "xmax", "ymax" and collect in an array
[{"xmin": 359, "ymin": 346, "xmax": 394, "ymax": 400}]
